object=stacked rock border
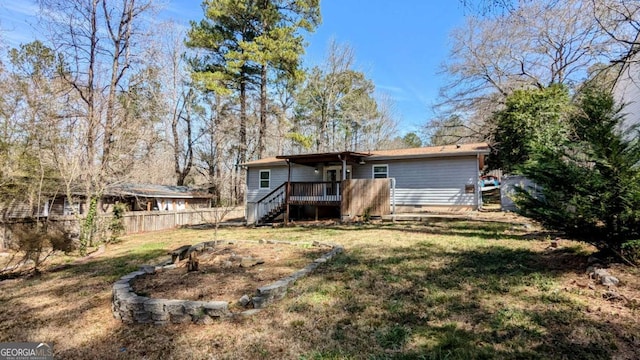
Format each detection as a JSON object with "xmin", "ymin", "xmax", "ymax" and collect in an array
[{"xmin": 112, "ymin": 239, "xmax": 344, "ymax": 325}]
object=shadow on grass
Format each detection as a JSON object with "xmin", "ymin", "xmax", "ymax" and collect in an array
[
  {"xmin": 294, "ymin": 243, "xmax": 633, "ymax": 360},
  {"xmin": 0, "ymin": 248, "xmax": 169, "ymax": 354},
  {"xmin": 269, "ymin": 220, "xmax": 560, "ymax": 242},
  {"xmin": 2, "ymin": 224, "xmax": 635, "ymax": 360},
  {"xmin": 183, "ymin": 217, "xmax": 558, "ymax": 242}
]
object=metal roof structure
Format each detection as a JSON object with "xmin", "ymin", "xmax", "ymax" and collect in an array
[{"xmin": 107, "ymin": 184, "xmax": 212, "ymax": 199}]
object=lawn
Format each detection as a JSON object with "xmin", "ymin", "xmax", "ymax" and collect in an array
[{"xmin": 1, "ymin": 217, "xmax": 639, "ymax": 359}]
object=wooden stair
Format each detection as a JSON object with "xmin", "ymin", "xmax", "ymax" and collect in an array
[{"xmin": 258, "ymin": 203, "xmax": 286, "ymax": 224}]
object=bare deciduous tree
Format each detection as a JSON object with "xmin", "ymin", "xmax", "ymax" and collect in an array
[
  {"xmin": 436, "ymin": 0, "xmax": 613, "ymax": 142},
  {"xmin": 37, "ymin": 0, "xmax": 157, "ymax": 250}
]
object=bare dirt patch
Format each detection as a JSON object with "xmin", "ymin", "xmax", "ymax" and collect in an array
[{"xmin": 131, "ymin": 242, "xmax": 327, "ymax": 305}]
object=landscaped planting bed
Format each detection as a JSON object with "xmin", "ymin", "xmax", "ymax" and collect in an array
[{"xmin": 112, "ymin": 240, "xmax": 343, "ymax": 324}]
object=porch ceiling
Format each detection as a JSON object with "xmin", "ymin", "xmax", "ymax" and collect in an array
[{"xmin": 276, "ymin": 151, "xmax": 371, "ymax": 166}]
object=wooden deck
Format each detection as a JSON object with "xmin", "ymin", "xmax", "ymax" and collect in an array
[
  {"xmin": 255, "ymin": 180, "xmax": 391, "ymax": 224},
  {"xmin": 288, "ymin": 182, "xmax": 341, "ymax": 205}
]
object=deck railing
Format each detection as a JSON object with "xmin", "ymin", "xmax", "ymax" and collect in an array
[
  {"xmin": 254, "ymin": 181, "xmax": 344, "ymax": 223},
  {"xmin": 289, "ymin": 182, "xmax": 341, "ymax": 203}
]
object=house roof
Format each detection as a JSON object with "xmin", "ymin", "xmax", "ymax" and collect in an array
[
  {"xmin": 242, "ymin": 143, "xmax": 490, "ymax": 167},
  {"xmin": 276, "ymin": 151, "xmax": 371, "ymax": 166},
  {"xmin": 367, "ymin": 142, "xmax": 490, "ymax": 160},
  {"xmin": 107, "ymin": 184, "xmax": 212, "ymax": 199}
]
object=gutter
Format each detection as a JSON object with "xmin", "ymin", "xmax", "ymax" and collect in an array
[{"xmin": 368, "ymin": 151, "xmax": 490, "ymax": 162}]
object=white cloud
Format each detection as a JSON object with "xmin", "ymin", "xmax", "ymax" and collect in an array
[
  {"xmin": 3, "ymin": 2, "xmax": 39, "ymax": 16},
  {"xmin": 0, "ymin": 2, "xmax": 40, "ymax": 47}
]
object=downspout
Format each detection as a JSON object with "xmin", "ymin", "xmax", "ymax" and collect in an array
[
  {"xmin": 476, "ymin": 153, "xmax": 482, "ymax": 210},
  {"xmin": 390, "ymin": 178, "xmax": 396, "ymax": 215}
]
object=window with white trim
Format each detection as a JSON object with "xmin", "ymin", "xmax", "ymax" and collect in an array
[
  {"xmin": 372, "ymin": 164, "xmax": 388, "ymax": 179},
  {"xmin": 259, "ymin": 170, "xmax": 271, "ymax": 189}
]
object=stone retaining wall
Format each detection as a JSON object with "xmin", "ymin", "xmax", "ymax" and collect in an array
[{"xmin": 112, "ymin": 239, "xmax": 343, "ymax": 325}]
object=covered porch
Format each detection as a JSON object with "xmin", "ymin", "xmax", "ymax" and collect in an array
[{"xmin": 254, "ymin": 151, "xmax": 390, "ymax": 224}]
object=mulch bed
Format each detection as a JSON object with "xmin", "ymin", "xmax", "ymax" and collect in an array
[{"xmin": 131, "ymin": 242, "xmax": 327, "ymax": 305}]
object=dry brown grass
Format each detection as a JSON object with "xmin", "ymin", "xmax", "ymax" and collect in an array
[{"xmin": 0, "ymin": 217, "xmax": 639, "ymax": 359}]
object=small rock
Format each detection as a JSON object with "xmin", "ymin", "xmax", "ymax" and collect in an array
[
  {"xmin": 601, "ymin": 275, "xmax": 619, "ymax": 287},
  {"xmin": 222, "ymin": 261, "xmax": 233, "ymax": 268},
  {"xmin": 170, "ymin": 314, "xmax": 191, "ymax": 324},
  {"xmin": 593, "ymin": 268, "xmax": 611, "ymax": 279},
  {"xmin": 139, "ymin": 265, "xmax": 156, "ymax": 274},
  {"xmin": 550, "ymin": 240, "xmax": 558, "ymax": 248},
  {"xmin": 252, "ymin": 296, "xmax": 266, "ymax": 309},
  {"xmin": 238, "ymin": 295, "xmax": 251, "ymax": 307}
]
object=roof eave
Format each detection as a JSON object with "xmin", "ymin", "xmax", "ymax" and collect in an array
[
  {"xmin": 111, "ymin": 192, "xmax": 211, "ymax": 199},
  {"xmin": 241, "ymin": 159, "xmax": 288, "ymax": 168},
  {"xmin": 369, "ymin": 150, "xmax": 490, "ymax": 161}
]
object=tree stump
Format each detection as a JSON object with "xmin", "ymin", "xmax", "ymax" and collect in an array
[{"xmin": 187, "ymin": 251, "xmax": 199, "ymax": 272}]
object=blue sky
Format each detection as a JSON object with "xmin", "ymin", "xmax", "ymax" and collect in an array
[{"xmin": 1, "ymin": 1, "xmax": 466, "ymax": 135}]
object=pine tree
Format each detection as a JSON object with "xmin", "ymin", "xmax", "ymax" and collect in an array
[{"xmin": 517, "ymin": 86, "xmax": 640, "ymax": 260}]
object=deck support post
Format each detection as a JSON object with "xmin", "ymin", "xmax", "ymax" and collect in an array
[{"xmin": 285, "ymin": 160, "xmax": 291, "ymax": 225}]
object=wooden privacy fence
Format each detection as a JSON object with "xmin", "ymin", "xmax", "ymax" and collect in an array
[
  {"xmin": 341, "ymin": 179, "xmax": 390, "ymax": 220},
  {"xmin": 121, "ymin": 207, "xmax": 244, "ymax": 233},
  {"xmin": 0, "ymin": 207, "xmax": 245, "ymax": 250}
]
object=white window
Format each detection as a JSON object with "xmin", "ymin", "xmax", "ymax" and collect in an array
[
  {"xmin": 63, "ymin": 198, "xmax": 81, "ymax": 215},
  {"xmin": 259, "ymin": 170, "xmax": 271, "ymax": 189},
  {"xmin": 372, "ymin": 164, "xmax": 388, "ymax": 179}
]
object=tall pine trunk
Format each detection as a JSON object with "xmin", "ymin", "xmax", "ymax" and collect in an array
[{"xmin": 258, "ymin": 64, "xmax": 267, "ymax": 158}]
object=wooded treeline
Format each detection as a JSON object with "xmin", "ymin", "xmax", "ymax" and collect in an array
[
  {"xmin": 428, "ymin": 0, "xmax": 640, "ymax": 147},
  {"xmin": 0, "ymin": 0, "xmax": 411, "ymax": 222}
]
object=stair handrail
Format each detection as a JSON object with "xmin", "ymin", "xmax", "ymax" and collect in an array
[
  {"xmin": 255, "ymin": 182, "xmax": 287, "ymax": 223},
  {"xmin": 256, "ymin": 182, "xmax": 287, "ymax": 204}
]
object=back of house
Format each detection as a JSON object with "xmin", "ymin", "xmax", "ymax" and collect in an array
[{"xmin": 242, "ymin": 143, "xmax": 490, "ymax": 224}]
